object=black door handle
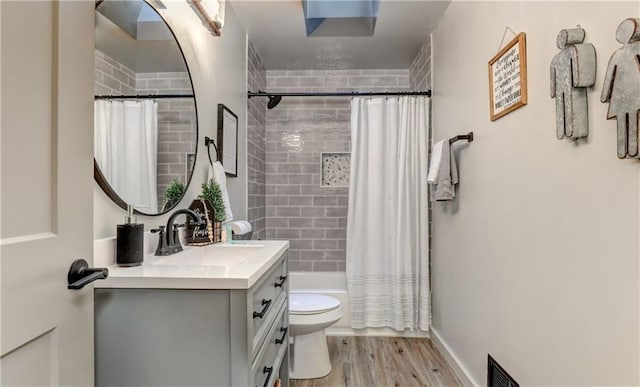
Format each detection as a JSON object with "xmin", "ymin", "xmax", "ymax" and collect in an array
[
  {"xmin": 274, "ymin": 275, "xmax": 287, "ymax": 288},
  {"xmin": 253, "ymin": 299, "xmax": 272, "ymax": 319},
  {"xmin": 68, "ymin": 259, "xmax": 109, "ymax": 290},
  {"xmin": 262, "ymin": 367, "xmax": 273, "ymax": 387},
  {"xmin": 275, "ymin": 326, "xmax": 288, "ymax": 344}
]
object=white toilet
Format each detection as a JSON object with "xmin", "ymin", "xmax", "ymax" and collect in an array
[{"xmin": 288, "ymin": 293, "xmax": 342, "ymax": 379}]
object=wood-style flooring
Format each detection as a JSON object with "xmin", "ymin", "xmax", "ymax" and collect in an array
[{"xmin": 290, "ymin": 336, "xmax": 461, "ymax": 387}]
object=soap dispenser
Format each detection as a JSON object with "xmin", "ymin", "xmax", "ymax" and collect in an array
[{"xmin": 116, "ymin": 205, "xmax": 144, "ymax": 267}]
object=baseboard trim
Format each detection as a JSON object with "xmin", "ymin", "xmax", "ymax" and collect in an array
[{"xmin": 430, "ymin": 326, "xmax": 478, "ymax": 387}]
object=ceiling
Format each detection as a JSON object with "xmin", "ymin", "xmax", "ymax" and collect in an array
[
  {"xmin": 95, "ymin": 0, "xmax": 188, "ymax": 73},
  {"xmin": 232, "ymin": 0, "xmax": 450, "ymax": 70}
]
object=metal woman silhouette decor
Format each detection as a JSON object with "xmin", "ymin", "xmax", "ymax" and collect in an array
[
  {"xmin": 550, "ymin": 27, "xmax": 596, "ymax": 140},
  {"xmin": 601, "ymin": 18, "xmax": 640, "ymax": 158}
]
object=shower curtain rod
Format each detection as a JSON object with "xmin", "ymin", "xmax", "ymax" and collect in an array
[
  {"xmin": 94, "ymin": 94, "xmax": 195, "ymax": 100},
  {"xmin": 248, "ymin": 90, "xmax": 431, "ymax": 98}
]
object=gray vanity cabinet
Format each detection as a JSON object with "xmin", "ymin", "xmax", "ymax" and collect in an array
[{"xmin": 95, "ymin": 252, "xmax": 289, "ymax": 387}]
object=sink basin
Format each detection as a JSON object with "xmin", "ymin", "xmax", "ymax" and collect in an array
[{"xmin": 152, "ymin": 245, "xmax": 263, "ymax": 267}]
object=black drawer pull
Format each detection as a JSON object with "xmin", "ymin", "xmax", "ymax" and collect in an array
[
  {"xmin": 253, "ymin": 299, "xmax": 272, "ymax": 319},
  {"xmin": 274, "ymin": 275, "xmax": 288, "ymax": 288},
  {"xmin": 262, "ymin": 367, "xmax": 273, "ymax": 387},
  {"xmin": 275, "ymin": 326, "xmax": 288, "ymax": 344}
]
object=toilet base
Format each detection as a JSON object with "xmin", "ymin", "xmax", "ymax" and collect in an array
[{"xmin": 289, "ymin": 330, "xmax": 332, "ymax": 379}]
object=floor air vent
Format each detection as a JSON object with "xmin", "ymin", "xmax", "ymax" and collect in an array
[{"xmin": 488, "ymin": 355, "xmax": 519, "ymax": 387}]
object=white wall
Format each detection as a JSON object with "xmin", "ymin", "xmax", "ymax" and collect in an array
[
  {"xmin": 94, "ymin": 1, "xmax": 248, "ymax": 238},
  {"xmin": 431, "ymin": 2, "xmax": 639, "ymax": 385}
]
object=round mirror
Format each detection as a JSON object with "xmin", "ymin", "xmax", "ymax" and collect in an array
[{"xmin": 94, "ymin": 0, "xmax": 197, "ymax": 215}]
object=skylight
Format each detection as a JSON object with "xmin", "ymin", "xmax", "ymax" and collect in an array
[{"xmin": 302, "ymin": 0, "xmax": 380, "ymax": 37}]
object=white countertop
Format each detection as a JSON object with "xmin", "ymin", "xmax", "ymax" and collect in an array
[{"xmin": 94, "ymin": 240, "xmax": 289, "ymax": 290}]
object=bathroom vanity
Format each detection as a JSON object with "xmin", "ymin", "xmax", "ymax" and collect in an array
[{"xmin": 94, "ymin": 241, "xmax": 290, "ymax": 387}]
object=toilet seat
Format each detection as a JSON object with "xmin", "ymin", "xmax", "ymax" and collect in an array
[{"xmin": 289, "ymin": 293, "xmax": 340, "ymax": 315}]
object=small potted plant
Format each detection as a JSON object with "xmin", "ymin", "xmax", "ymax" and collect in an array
[
  {"xmin": 161, "ymin": 179, "xmax": 185, "ymax": 212},
  {"xmin": 200, "ymin": 179, "xmax": 227, "ymax": 224}
]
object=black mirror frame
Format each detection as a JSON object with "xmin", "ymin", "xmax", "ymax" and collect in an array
[
  {"xmin": 217, "ymin": 104, "xmax": 238, "ymax": 177},
  {"xmin": 93, "ymin": 0, "xmax": 199, "ymax": 216}
]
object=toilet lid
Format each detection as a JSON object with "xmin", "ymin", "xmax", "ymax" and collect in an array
[{"xmin": 289, "ymin": 293, "xmax": 340, "ymax": 315}]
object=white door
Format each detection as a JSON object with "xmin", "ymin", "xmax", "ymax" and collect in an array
[{"xmin": 1, "ymin": 1, "xmax": 96, "ymax": 385}]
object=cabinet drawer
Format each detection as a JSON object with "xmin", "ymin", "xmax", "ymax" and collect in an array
[
  {"xmin": 250, "ymin": 256, "xmax": 288, "ymax": 355},
  {"xmin": 252, "ymin": 302, "xmax": 288, "ymax": 387}
]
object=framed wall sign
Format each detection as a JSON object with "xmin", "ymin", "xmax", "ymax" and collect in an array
[
  {"xmin": 488, "ymin": 32, "xmax": 528, "ymax": 121},
  {"xmin": 217, "ymin": 104, "xmax": 238, "ymax": 177}
]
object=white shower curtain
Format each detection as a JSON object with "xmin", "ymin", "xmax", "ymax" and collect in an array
[
  {"xmin": 346, "ymin": 96, "xmax": 430, "ymax": 331},
  {"xmin": 94, "ymin": 100, "xmax": 158, "ymax": 211}
]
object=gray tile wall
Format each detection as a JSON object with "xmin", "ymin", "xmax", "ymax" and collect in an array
[
  {"xmin": 247, "ymin": 41, "xmax": 267, "ymax": 239},
  {"xmin": 95, "ymin": 50, "xmax": 135, "ymax": 95},
  {"xmin": 265, "ymin": 69, "xmax": 410, "ymax": 271},
  {"xmin": 409, "ymin": 38, "xmax": 433, "ymax": 258},
  {"xmin": 94, "ymin": 50, "xmax": 196, "ymax": 211},
  {"xmin": 136, "ymin": 73, "xmax": 196, "ymax": 208},
  {"xmin": 409, "ymin": 39, "xmax": 431, "ymax": 91}
]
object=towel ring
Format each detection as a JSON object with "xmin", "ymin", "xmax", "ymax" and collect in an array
[{"xmin": 204, "ymin": 136, "xmax": 219, "ymax": 166}]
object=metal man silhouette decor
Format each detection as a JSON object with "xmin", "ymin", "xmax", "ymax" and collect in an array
[{"xmin": 550, "ymin": 28, "xmax": 596, "ymax": 141}]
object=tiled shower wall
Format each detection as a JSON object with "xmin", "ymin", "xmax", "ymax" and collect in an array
[
  {"xmin": 136, "ymin": 73, "xmax": 196, "ymax": 208},
  {"xmin": 247, "ymin": 41, "xmax": 267, "ymax": 239},
  {"xmin": 409, "ymin": 39, "xmax": 432, "ymax": 91},
  {"xmin": 265, "ymin": 69, "xmax": 410, "ymax": 271},
  {"xmin": 95, "ymin": 50, "xmax": 136, "ymax": 95},
  {"xmin": 94, "ymin": 50, "xmax": 196, "ymax": 211},
  {"xmin": 409, "ymin": 38, "xmax": 433, "ymax": 255}
]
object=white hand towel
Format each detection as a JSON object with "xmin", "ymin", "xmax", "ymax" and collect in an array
[
  {"xmin": 229, "ymin": 220, "xmax": 252, "ymax": 235},
  {"xmin": 208, "ymin": 161, "xmax": 233, "ymax": 221},
  {"xmin": 428, "ymin": 140, "xmax": 459, "ymax": 201},
  {"xmin": 427, "ymin": 140, "xmax": 447, "ymax": 183}
]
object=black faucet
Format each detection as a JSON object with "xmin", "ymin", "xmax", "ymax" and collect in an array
[{"xmin": 153, "ymin": 209, "xmax": 202, "ymax": 256}]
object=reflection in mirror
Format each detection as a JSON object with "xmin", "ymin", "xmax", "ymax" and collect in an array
[{"xmin": 94, "ymin": 0, "xmax": 197, "ymax": 215}]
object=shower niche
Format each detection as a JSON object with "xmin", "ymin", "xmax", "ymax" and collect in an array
[{"xmin": 321, "ymin": 152, "xmax": 350, "ymax": 187}]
